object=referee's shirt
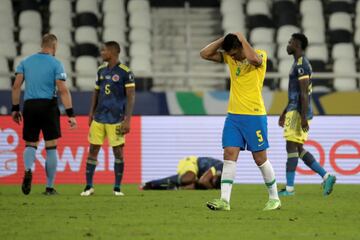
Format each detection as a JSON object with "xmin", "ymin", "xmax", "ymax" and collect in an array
[{"xmin": 15, "ymin": 53, "xmax": 67, "ymax": 100}]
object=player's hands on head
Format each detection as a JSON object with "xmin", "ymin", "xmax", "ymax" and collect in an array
[
  {"xmin": 234, "ymin": 32, "xmax": 245, "ymax": 42},
  {"xmin": 11, "ymin": 111, "xmax": 22, "ymax": 125},
  {"xmin": 68, "ymin": 117, "xmax": 77, "ymax": 129}
]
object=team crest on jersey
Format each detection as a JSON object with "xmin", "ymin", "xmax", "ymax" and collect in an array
[
  {"xmin": 112, "ymin": 74, "xmax": 120, "ymax": 82},
  {"xmin": 236, "ymin": 66, "xmax": 241, "ymax": 76}
]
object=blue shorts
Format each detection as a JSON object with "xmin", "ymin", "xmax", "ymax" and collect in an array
[{"xmin": 222, "ymin": 113, "xmax": 269, "ymax": 152}]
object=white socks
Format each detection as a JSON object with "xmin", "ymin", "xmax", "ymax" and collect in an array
[
  {"xmin": 259, "ymin": 160, "xmax": 279, "ymax": 200},
  {"xmin": 220, "ymin": 160, "xmax": 237, "ymax": 203},
  {"xmin": 220, "ymin": 159, "xmax": 279, "ymax": 202},
  {"xmin": 323, "ymin": 172, "xmax": 330, "ymax": 181}
]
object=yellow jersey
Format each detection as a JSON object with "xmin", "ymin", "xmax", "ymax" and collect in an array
[{"xmin": 223, "ymin": 49, "xmax": 267, "ymax": 115}]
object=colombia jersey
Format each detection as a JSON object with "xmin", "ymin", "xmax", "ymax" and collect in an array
[
  {"xmin": 223, "ymin": 49, "xmax": 267, "ymax": 115},
  {"xmin": 286, "ymin": 55, "xmax": 313, "ymax": 120},
  {"xmin": 197, "ymin": 157, "xmax": 223, "ymax": 177},
  {"xmin": 177, "ymin": 156, "xmax": 223, "ymax": 177},
  {"xmin": 94, "ymin": 62, "xmax": 135, "ymax": 124}
]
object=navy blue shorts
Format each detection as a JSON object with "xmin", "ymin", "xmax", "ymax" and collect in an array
[{"xmin": 222, "ymin": 113, "xmax": 269, "ymax": 152}]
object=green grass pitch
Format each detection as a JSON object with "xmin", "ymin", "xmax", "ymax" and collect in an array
[{"xmin": 0, "ymin": 184, "xmax": 359, "ymax": 240}]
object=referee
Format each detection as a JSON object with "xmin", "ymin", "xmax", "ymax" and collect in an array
[{"xmin": 11, "ymin": 33, "xmax": 77, "ymax": 195}]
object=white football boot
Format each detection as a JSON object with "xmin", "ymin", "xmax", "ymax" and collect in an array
[{"xmin": 80, "ymin": 187, "xmax": 95, "ymax": 196}]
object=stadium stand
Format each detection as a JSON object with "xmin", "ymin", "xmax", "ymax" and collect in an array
[
  {"xmin": 0, "ymin": 0, "xmax": 359, "ymax": 92},
  {"xmin": 75, "ymin": 56, "xmax": 98, "ymax": 90},
  {"xmin": 128, "ymin": 0, "xmax": 152, "ymax": 78},
  {"xmin": 221, "ymin": 0, "xmax": 246, "ymax": 34},
  {"xmin": 76, "ymin": 0, "xmax": 100, "ymax": 17},
  {"xmin": 0, "ymin": 56, "xmax": 11, "ymax": 90},
  {"xmin": 333, "ymin": 58, "xmax": 357, "ymax": 91}
]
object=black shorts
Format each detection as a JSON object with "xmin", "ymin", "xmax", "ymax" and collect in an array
[{"xmin": 23, "ymin": 98, "xmax": 61, "ymax": 142}]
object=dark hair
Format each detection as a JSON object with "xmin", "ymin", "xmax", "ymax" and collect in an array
[
  {"xmin": 104, "ymin": 41, "xmax": 121, "ymax": 54},
  {"xmin": 213, "ymin": 175, "xmax": 221, "ymax": 189},
  {"xmin": 292, "ymin": 33, "xmax": 308, "ymax": 50},
  {"xmin": 222, "ymin": 33, "xmax": 242, "ymax": 52}
]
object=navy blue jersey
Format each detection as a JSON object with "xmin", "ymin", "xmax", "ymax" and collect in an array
[
  {"xmin": 93, "ymin": 63, "xmax": 135, "ymax": 124},
  {"xmin": 15, "ymin": 53, "xmax": 67, "ymax": 100},
  {"xmin": 197, "ymin": 157, "xmax": 223, "ymax": 178},
  {"xmin": 286, "ymin": 56, "xmax": 313, "ymax": 120}
]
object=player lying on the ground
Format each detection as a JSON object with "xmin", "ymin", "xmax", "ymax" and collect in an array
[{"xmin": 142, "ymin": 156, "xmax": 223, "ymax": 190}]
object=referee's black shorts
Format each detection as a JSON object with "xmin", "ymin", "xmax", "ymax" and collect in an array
[{"xmin": 23, "ymin": 98, "xmax": 61, "ymax": 142}]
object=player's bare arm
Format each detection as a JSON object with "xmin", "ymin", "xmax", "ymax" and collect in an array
[
  {"xmin": 121, "ymin": 86, "xmax": 135, "ymax": 134},
  {"xmin": 11, "ymin": 73, "xmax": 24, "ymax": 124},
  {"xmin": 88, "ymin": 89, "xmax": 99, "ymax": 126},
  {"xmin": 200, "ymin": 36, "xmax": 225, "ymax": 63},
  {"xmin": 56, "ymin": 80, "xmax": 77, "ymax": 129},
  {"xmin": 179, "ymin": 183, "xmax": 196, "ymax": 190},
  {"xmin": 234, "ymin": 32, "xmax": 262, "ymax": 66},
  {"xmin": 279, "ymin": 104, "xmax": 289, "ymax": 127},
  {"xmin": 299, "ymin": 77, "xmax": 310, "ymax": 132},
  {"xmin": 198, "ymin": 169, "xmax": 215, "ymax": 189}
]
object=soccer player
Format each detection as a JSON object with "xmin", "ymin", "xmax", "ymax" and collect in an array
[
  {"xmin": 142, "ymin": 156, "xmax": 223, "ymax": 190},
  {"xmin": 200, "ymin": 32, "xmax": 280, "ymax": 211},
  {"xmin": 80, "ymin": 41, "xmax": 135, "ymax": 197},
  {"xmin": 12, "ymin": 33, "xmax": 77, "ymax": 195},
  {"xmin": 278, "ymin": 33, "xmax": 336, "ymax": 196}
]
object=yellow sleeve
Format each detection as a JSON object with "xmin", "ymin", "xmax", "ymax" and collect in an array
[
  {"xmin": 298, "ymin": 75, "xmax": 310, "ymax": 80},
  {"xmin": 222, "ymin": 52, "xmax": 229, "ymax": 64},
  {"xmin": 210, "ymin": 167, "xmax": 216, "ymax": 176},
  {"xmin": 255, "ymin": 49, "xmax": 267, "ymax": 66}
]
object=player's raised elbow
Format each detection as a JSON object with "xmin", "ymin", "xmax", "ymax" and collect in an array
[
  {"xmin": 248, "ymin": 57, "xmax": 262, "ymax": 67},
  {"xmin": 200, "ymin": 49, "xmax": 212, "ymax": 60},
  {"xmin": 199, "ymin": 49, "xmax": 207, "ymax": 60}
]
